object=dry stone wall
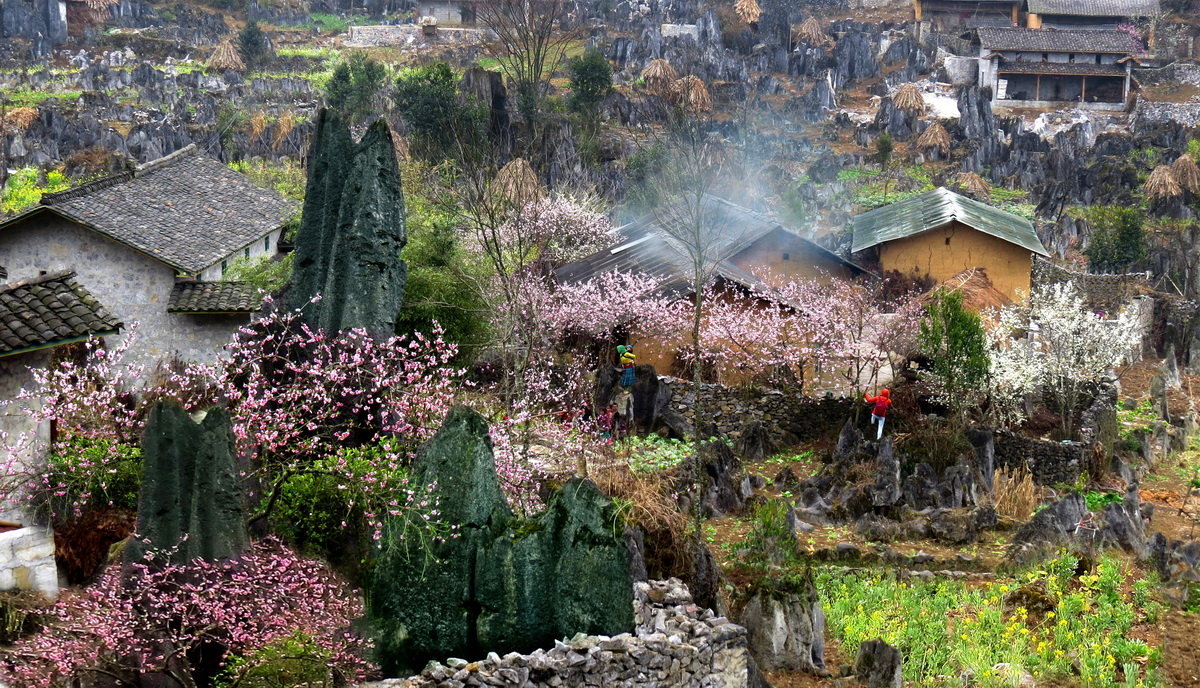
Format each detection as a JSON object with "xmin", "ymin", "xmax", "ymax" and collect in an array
[
  {"xmin": 0, "ymin": 526, "xmax": 57, "ymax": 597},
  {"xmin": 665, "ymin": 380, "xmax": 853, "ymax": 442},
  {"xmin": 377, "ymin": 579, "xmax": 751, "ymax": 688}
]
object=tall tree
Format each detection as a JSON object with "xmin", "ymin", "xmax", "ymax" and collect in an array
[
  {"xmin": 918, "ymin": 288, "xmax": 990, "ymax": 422},
  {"xmin": 477, "ymin": 0, "xmax": 576, "ymax": 125}
]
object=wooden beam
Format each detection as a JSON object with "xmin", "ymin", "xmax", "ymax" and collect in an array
[
  {"xmin": 1081, "ymin": 76, "xmax": 1086, "ymax": 102},
  {"xmin": 1036, "ymin": 74, "xmax": 1041, "ymax": 100}
]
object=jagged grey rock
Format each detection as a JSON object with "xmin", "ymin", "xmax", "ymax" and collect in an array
[
  {"xmin": 854, "ymin": 639, "xmax": 903, "ymax": 688},
  {"xmin": 741, "ymin": 575, "xmax": 826, "ymax": 673}
]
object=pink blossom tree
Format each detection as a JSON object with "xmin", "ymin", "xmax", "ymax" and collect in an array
[{"xmin": 0, "ymin": 539, "xmax": 374, "ymax": 688}]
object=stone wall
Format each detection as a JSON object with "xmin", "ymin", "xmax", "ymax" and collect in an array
[
  {"xmin": 0, "ymin": 526, "xmax": 57, "ymax": 598},
  {"xmin": 383, "ymin": 578, "xmax": 750, "ymax": 688},
  {"xmin": 665, "ymin": 379, "xmax": 854, "ymax": 442},
  {"xmin": 1032, "ymin": 257, "xmax": 1153, "ymax": 314},
  {"xmin": 994, "ymin": 431, "xmax": 1084, "ymax": 486}
]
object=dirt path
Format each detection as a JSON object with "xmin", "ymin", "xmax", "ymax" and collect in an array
[{"xmin": 1163, "ymin": 611, "xmax": 1200, "ymax": 688}]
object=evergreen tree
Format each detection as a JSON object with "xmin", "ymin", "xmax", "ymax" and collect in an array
[
  {"xmin": 392, "ymin": 62, "xmax": 486, "ymax": 159},
  {"xmin": 567, "ymin": 48, "xmax": 613, "ymax": 118},
  {"xmin": 237, "ymin": 20, "xmax": 268, "ymax": 70},
  {"xmin": 325, "ymin": 55, "xmax": 388, "ymax": 123},
  {"xmin": 1081, "ymin": 206, "xmax": 1145, "ymax": 274},
  {"xmin": 919, "ymin": 289, "xmax": 990, "ymax": 422}
]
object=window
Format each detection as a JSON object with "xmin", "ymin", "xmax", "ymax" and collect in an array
[
  {"xmin": 244, "ymin": 247, "xmax": 251, "ymax": 259},
  {"xmin": 1041, "ymin": 52, "xmax": 1048, "ymax": 61},
  {"xmin": 1069, "ymin": 53, "xmax": 1076, "ymax": 63},
  {"xmin": 945, "ymin": 237, "xmax": 951, "ymax": 246},
  {"xmin": 264, "ymin": 235, "xmax": 271, "ymax": 251},
  {"xmin": 221, "ymin": 260, "xmax": 228, "ymax": 275},
  {"xmin": 782, "ymin": 252, "xmax": 790, "ymax": 261}
]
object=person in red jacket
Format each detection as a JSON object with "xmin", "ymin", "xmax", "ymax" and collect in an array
[{"xmin": 864, "ymin": 388, "xmax": 892, "ymax": 440}]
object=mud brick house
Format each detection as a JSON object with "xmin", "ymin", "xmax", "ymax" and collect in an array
[
  {"xmin": 557, "ymin": 194, "xmax": 867, "ymax": 375},
  {"xmin": 976, "ymin": 27, "xmax": 1140, "ymax": 109},
  {"xmin": 1024, "ymin": 0, "xmax": 1159, "ymax": 29},
  {"xmin": 0, "ymin": 144, "xmax": 296, "ymax": 370},
  {"xmin": 0, "ymin": 271, "xmax": 121, "ymax": 597},
  {"xmin": 850, "ymin": 187, "xmax": 1049, "ymax": 302}
]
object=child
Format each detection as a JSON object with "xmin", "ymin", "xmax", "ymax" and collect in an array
[
  {"xmin": 864, "ymin": 388, "xmax": 892, "ymax": 440},
  {"xmin": 597, "ymin": 405, "xmax": 615, "ymax": 441}
]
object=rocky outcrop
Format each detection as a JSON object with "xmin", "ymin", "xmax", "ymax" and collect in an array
[
  {"xmin": 368, "ymin": 407, "xmax": 634, "ymax": 675},
  {"xmin": 126, "ymin": 401, "xmax": 246, "ymax": 565},
  {"xmin": 739, "ymin": 576, "xmax": 825, "ymax": 673},
  {"xmin": 1007, "ymin": 489, "xmax": 1152, "ymax": 564},
  {"xmin": 854, "ymin": 640, "xmax": 903, "ymax": 688}
]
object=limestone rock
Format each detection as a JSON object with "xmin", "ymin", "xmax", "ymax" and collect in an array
[
  {"xmin": 740, "ymin": 575, "xmax": 826, "ymax": 673},
  {"xmin": 854, "ymin": 639, "xmax": 902, "ymax": 688},
  {"xmin": 127, "ymin": 402, "xmax": 245, "ymax": 565}
]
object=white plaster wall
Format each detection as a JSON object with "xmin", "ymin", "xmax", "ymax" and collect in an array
[
  {"xmin": 0, "ymin": 217, "xmax": 251, "ymax": 370},
  {"xmin": 196, "ymin": 227, "xmax": 283, "ymax": 282},
  {"xmin": 0, "ymin": 353, "xmax": 50, "ymax": 525},
  {"xmin": 0, "ymin": 526, "xmax": 58, "ymax": 598}
]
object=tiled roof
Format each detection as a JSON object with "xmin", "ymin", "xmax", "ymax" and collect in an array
[
  {"xmin": 168, "ymin": 281, "xmax": 263, "ymax": 313},
  {"xmin": 555, "ymin": 194, "xmax": 865, "ymax": 293},
  {"xmin": 1, "ymin": 146, "xmax": 298, "ymax": 274},
  {"xmin": 851, "ymin": 187, "xmax": 1049, "ymax": 256},
  {"xmin": 1027, "ymin": 0, "xmax": 1159, "ymax": 16},
  {"xmin": 977, "ymin": 27, "xmax": 1140, "ymax": 53},
  {"xmin": 0, "ymin": 271, "xmax": 121, "ymax": 357},
  {"xmin": 997, "ymin": 61, "xmax": 1128, "ymax": 75}
]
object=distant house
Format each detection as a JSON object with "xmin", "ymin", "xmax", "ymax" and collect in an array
[
  {"xmin": 557, "ymin": 194, "xmax": 867, "ymax": 376},
  {"xmin": 1025, "ymin": 0, "xmax": 1159, "ymax": 29},
  {"xmin": 0, "ymin": 271, "xmax": 121, "ymax": 597},
  {"xmin": 976, "ymin": 27, "xmax": 1139, "ymax": 109},
  {"xmin": 416, "ymin": 0, "xmax": 477, "ymax": 25},
  {"xmin": 850, "ymin": 187, "xmax": 1049, "ymax": 302},
  {"xmin": 0, "ymin": 145, "xmax": 297, "ymax": 369},
  {"xmin": 913, "ymin": 0, "xmax": 1022, "ymax": 31}
]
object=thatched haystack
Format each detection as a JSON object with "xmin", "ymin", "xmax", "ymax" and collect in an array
[
  {"xmin": 923, "ymin": 268, "xmax": 1011, "ymax": 313},
  {"xmin": 272, "ymin": 113, "xmax": 294, "ymax": 150},
  {"xmin": 640, "ymin": 59, "xmax": 678, "ymax": 97},
  {"xmin": 792, "ymin": 16, "xmax": 829, "ymax": 46},
  {"xmin": 956, "ymin": 171, "xmax": 991, "ymax": 198},
  {"xmin": 83, "ymin": 0, "xmax": 119, "ymax": 22},
  {"xmin": 734, "ymin": 0, "xmax": 762, "ymax": 24},
  {"xmin": 672, "ymin": 75, "xmax": 713, "ymax": 114},
  {"xmin": 892, "ymin": 83, "xmax": 925, "ymax": 114},
  {"xmin": 207, "ymin": 40, "xmax": 245, "ymax": 72},
  {"xmin": 1172, "ymin": 153, "xmax": 1200, "ymax": 194},
  {"xmin": 1145, "ymin": 164, "xmax": 1182, "ymax": 199},
  {"xmin": 493, "ymin": 158, "xmax": 543, "ymax": 208},
  {"xmin": 249, "ymin": 111, "xmax": 268, "ymax": 142},
  {"xmin": 1, "ymin": 107, "xmax": 39, "ymax": 134},
  {"xmin": 915, "ymin": 121, "xmax": 950, "ymax": 154}
]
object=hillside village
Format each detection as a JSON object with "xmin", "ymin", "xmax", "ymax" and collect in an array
[{"xmin": 6, "ymin": 0, "xmax": 1200, "ymax": 684}]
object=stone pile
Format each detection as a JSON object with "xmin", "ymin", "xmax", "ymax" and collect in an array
[{"xmin": 380, "ymin": 579, "xmax": 752, "ymax": 688}]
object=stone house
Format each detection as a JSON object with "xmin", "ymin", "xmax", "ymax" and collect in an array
[
  {"xmin": 0, "ymin": 144, "xmax": 297, "ymax": 370},
  {"xmin": 0, "ymin": 271, "xmax": 121, "ymax": 597},
  {"xmin": 913, "ymin": 0, "xmax": 1023, "ymax": 32},
  {"xmin": 976, "ymin": 27, "xmax": 1139, "ymax": 109},
  {"xmin": 850, "ymin": 187, "xmax": 1049, "ymax": 302},
  {"xmin": 1024, "ymin": 0, "xmax": 1159, "ymax": 29},
  {"xmin": 556, "ymin": 194, "xmax": 868, "ymax": 377}
]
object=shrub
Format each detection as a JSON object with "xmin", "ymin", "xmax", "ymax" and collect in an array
[
  {"xmin": 238, "ymin": 20, "xmax": 269, "ymax": 70},
  {"xmin": 616, "ymin": 436, "xmax": 697, "ymax": 473},
  {"xmin": 919, "ymin": 288, "xmax": 990, "ymax": 421},
  {"xmin": 1077, "ymin": 206, "xmax": 1145, "ymax": 274},
  {"xmin": 1, "ymin": 168, "xmax": 71, "ymax": 214},
  {"xmin": 40, "ymin": 436, "xmax": 142, "ymax": 519},
  {"xmin": 736, "ymin": 500, "xmax": 801, "ymax": 565},
  {"xmin": 325, "ymin": 55, "xmax": 388, "ymax": 122},
  {"xmin": 392, "ymin": 63, "xmax": 486, "ymax": 159},
  {"xmin": 993, "ymin": 465, "xmax": 1038, "ymax": 521},
  {"xmin": 567, "ymin": 48, "xmax": 613, "ymax": 118},
  {"xmin": 223, "ymin": 253, "xmax": 292, "ymax": 293}
]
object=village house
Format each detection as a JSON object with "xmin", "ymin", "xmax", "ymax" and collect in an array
[
  {"xmin": 0, "ymin": 144, "xmax": 297, "ymax": 371},
  {"xmin": 0, "ymin": 271, "xmax": 121, "ymax": 597},
  {"xmin": 1024, "ymin": 0, "xmax": 1159, "ymax": 29},
  {"xmin": 556, "ymin": 194, "xmax": 867, "ymax": 376},
  {"xmin": 976, "ymin": 26, "xmax": 1140, "ymax": 108},
  {"xmin": 913, "ymin": 0, "xmax": 1023, "ymax": 32},
  {"xmin": 850, "ymin": 187, "xmax": 1049, "ymax": 302}
]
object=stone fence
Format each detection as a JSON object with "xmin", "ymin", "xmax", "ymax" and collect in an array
[
  {"xmin": 0, "ymin": 526, "xmax": 57, "ymax": 597},
  {"xmin": 994, "ymin": 431, "xmax": 1086, "ymax": 486},
  {"xmin": 663, "ymin": 378, "xmax": 854, "ymax": 442},
  {"xmin": 381, "ymin": 578, "xmax": 751, "ymax": 688},
  {"xmin": 1032, "ymin": 257, "xmax": 1154, "ymax": 315}
]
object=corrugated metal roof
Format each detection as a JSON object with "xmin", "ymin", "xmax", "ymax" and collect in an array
[
  {"xmin": 850, "ymin": 187, "xmax": 1049, "ymax": 256},
  {"xmin": 1027, "ymin": 0, "xmax": 1158, "ymax": 16},
  {"xmin": 977, "ymin": 26, "xmax": 1140, "ymax": 53},
  {"xmin": 556, "ymin": 194, "xmax": 865, "ymax": 293}
]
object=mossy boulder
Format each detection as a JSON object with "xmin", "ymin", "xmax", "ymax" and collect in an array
[{"xmin": 367, "ymin": 407, "xmax": 633, "ymax": 675}]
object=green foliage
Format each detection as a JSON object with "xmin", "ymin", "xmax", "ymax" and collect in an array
[
  {"xmin": 224, "ymin": 253, "xmax": 292, "ymax": 293},
  {"xmin": 567, "ymin": 48, "xmax": 613, "ymax": 117},
  {"xmin": 919, "ymin": 289, "xmax": 990, "ymax": 419},
  {"xmin": 394, "ymin": 164, "xmax": 488, "ymax": 359},
  {"xmin": 1075, "ymin": 206, "xmax": 1145, "ymax": 274},
  {"xmin": 736, "ymin": 500, "xmax": 801, "ymax": 565},
  {"xmin": 1084, "ymin": 490, "xmax": 1124, "ymax": 512},
  {"xmin": 1188, "ymin": 139, "xmax": 1200, "ymax": 162},
  {"xmin": 217, "ymin": 632, "xmax": 336, "ymax": 688},
  {"xmin": 325, "ymin": 55, "xmax": 388, "ymax": 122},
  {"xmin": 1, "ymin": 168, "xmax": 71, "ymax": 214},
  {"xmin": 2, "ymin": 89, "xmax": 83, "ymax": 107},
  {"xmin": 875, "ymin": 133, "xmax": 894, "ymax": 167},
  {"xmin": 623, "ymin": 143, "xmax": 668, "ymax": 210},
  {"xmin": 44, "ymin": 437, "xmax": 142, "ymax": 517},
  {"xmin": 307, "ymin": 13, "xmax": 351, "ymax": 32},
  {"xmin": 616, "ymin": 436, "xmax": 698, "ymax": 473},
  {"xmin": 392, "ymin": 63, "xmax": 486, "ymax": 159},
  {"xmin": 238, "ymin": 21, "xmax": 269, "ymax": 70},
  {"xmin": 228, "ymin": 158, "xmax": 307, "ymax": 201},
  {"xmin": 816, "ymin": 555, "xmax": 1159, "ymax": 687}
]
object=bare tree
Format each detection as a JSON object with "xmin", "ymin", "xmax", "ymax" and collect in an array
[{"xmin": 477, "ymin": 0, "xmax": 578, "ymax": 126}]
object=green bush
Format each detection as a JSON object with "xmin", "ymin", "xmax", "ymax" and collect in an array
[
  {"xmin": 736, "ymin": 500, "xmax": 801, "ymax": 565},
  {"xmin": 2, "ymin": 168, "xmax": 71, "ymax": 214},
  {"xmin": 616, "ymin": 436, "xmax": 697, "ymax": 473},
  {"xmin": 238, "ymin": 21, "xmax": 269, "ymax": 70},
  {"xmin": 392, "ymin": 63, "xmax": 486, "ymax": 159},
  {"xmin": 217, "ymin": 632, "xmax": 337, "ymax": 688},
  {"xmin": 567, "ymin": 48, "xmax": 613, "ymax": 117},
  {"xmin": 919, "ymin": 289, "xmax": 990, "ymax": 420},
  {"xmin": 1075, "ymin": 206, "xmax": 1145, "ymax": 274},
  {"xmin": 42, "ymin": 436, "xmax": 142, "ymax": 518},
  {"xmin": 228, "ymin": 158, "xmax": 307, "ymax": 201},
  {"xmin": 223, "ymin": 253, "xmax": 292, "ymax": 293},
  {"xmin": 325, "ymin": 55, "xmax": 388, "ymax": 123}
]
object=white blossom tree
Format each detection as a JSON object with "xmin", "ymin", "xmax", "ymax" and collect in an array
[{"xmin": 988, "ymin": 282, "xmax": 1142, "ymax": 436}]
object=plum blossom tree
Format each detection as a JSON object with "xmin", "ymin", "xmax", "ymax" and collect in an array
[
  {"xmin": 987, "ymin": 282, "xmax": 1142, "ymax": 435},
  {"xmin": 0, "ymin": 539, "xmax": 374, "ymax": 688}
]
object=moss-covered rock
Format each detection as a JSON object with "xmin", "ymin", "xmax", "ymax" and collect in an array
[
  {"xmin": 367, "ymin": 407, "xmax": 633, "ymax": 675},
  {"xmin": 127, "ymin": 401, "xmax": 246, "ymax": 565}
]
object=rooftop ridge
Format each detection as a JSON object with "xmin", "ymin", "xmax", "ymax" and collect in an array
[
  {"xmin": 42, "ymin": 172, "xmax": 134, "ymax": 204},
  {"xmin": 135, "ymin": 143, "xmax": 199, "ymax": 177},
  {"xmin": 0, "ymin": 270, "xmax": 79, "ymax": 292}
]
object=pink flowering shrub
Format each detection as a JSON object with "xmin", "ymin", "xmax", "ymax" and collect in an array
[{"xmin": 0, "ymin": 539, "xmax": 375, "ymax": 688}]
